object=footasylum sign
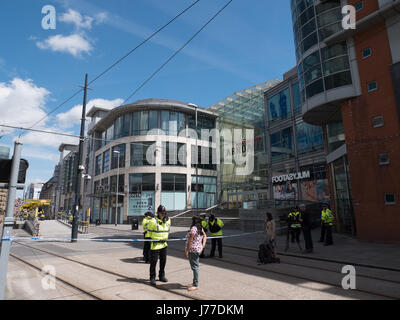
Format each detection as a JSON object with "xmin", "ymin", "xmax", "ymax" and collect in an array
[{"xmin": 272, "ymin": 171, "xmax": 311, "ymax": 184}]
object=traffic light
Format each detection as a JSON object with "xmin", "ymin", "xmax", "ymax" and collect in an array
[{"xmin": 0, "ymin": 159, "xmax": 29, "ymax": 183}]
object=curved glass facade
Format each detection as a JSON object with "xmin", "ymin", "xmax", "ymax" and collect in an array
[
  {"xmin": 99, "ymin": 110, "xmax": 215, "ymax": 148},
  {"xmin": 291, "ymin": 0, "xmax": 353, "ymax": 102}
]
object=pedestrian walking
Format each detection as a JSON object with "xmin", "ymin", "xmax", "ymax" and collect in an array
[
  {"xmin": 147, "ymin": 205, "xmax": 171, "ymax": 286},
  {"xmin": 185, "ymin": 216, "xmax": 207, "ymax": 291},
  {"xmin": 264, "ymin": 212, "xmax": 278, "ymax": 260},
  {"xmin": 208, "ymin": 214, "xmax": 224, "ymax": 258},
  {"xmin": 299, "ymin": 204, "xmax": 313, "ymax": 253},
  {"xmin": 142, "ymin": 211, "xmax": 154, "ymax": 263},
  {"xmin": 319, "ymin": 203, "xmax": 334, "ymax": 246},
  {"xmin": 199, "ymin": 212, "xmax": 208, "ymax": 258}
]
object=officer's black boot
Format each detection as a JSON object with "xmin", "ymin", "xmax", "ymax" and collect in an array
[{"xmin": 150, "ymin": 278, "xmax": 156, "ymax": 286}]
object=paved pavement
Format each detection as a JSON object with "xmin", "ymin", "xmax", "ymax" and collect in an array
[{"xmin": 4, "ymin": 220, "xmax": 400, "ymax": 300}]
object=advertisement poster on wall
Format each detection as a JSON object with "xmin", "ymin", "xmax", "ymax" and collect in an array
[
  {"xmin": 128, "ymin": 191, "xmax": 154, "ymax": 215},
  {"xmin": 273, "ymin": 182, "xmax": 298, "ymax": 200},
  {"xmin": 300, "ymin": 179, "xmax": 330, "ymax": 202}
]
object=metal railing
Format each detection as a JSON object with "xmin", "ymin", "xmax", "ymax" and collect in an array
[{"xmin": 56, "ymin": 212, "xmax": 89, "ymax": 234}]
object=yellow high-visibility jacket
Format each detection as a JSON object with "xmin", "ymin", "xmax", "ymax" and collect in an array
[{"xmin": 147, "ymin": 217, "xmax": 171, "ymax": 250}]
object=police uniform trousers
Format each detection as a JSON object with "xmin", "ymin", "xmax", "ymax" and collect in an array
[
  {"xmin": 290, "ymin": 227, "xmax": 301, "ymax": 243},
  {"xmin": 210, "ymin": 238, "xmax": 223, "ymax": 257},
  {"xmin": 142, "ymin": 235, "xmax": 151, "ymax": 262},
  {"xmin": 320, "ymin": 224, "xmax": 333, "ymax": 245},
  {"xmin": 303, "ymin": 227, "xmax": 313, "ymax": 250},
  {"xmin": 150, "ymin": 246, "xmax": 167, "ymax": 279}
]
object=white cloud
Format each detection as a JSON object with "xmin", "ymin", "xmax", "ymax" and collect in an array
[
  {"xmin": 56, "ymin": 98, "xmax": 123, "ymax": 128},
  {"xmin": 19, "ymin": 126, "xmax": 79, "ymax": 148},
  {"xmin": 21, "ymin": 146, "xmax": 60, "ymax": 163},
  {"xmin": 0, "ymin": 77, "xmax": 80, "ymax": 148},
  {"xmin": 0, "ymin": 78, "xmax": 49, "ymax": 129},
  {"xmin": 59, "ymin": 9, "xmax": 94, "ymax": 30},
  {"xmin": 36, "ymin": 34, "xmax": 92, "ymax": 57}
]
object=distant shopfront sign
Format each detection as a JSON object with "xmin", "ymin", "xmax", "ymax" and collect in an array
[
  {"xmin": 272, "ymin": 171, "xmax": 311, "ymax": 184},
  {"xmin": 128, "ymin": 192, "xmax": 154, "ymax": 215}
]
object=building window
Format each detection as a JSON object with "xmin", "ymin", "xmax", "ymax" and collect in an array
[
  {"xmin": 191, "ymin": 176, "xmax": 217, "ymax": 209},
  {"xmin": 355, "ymin": 1, "xmax": 363, "ymax": 12},
  {"xmin": 367, "ymin": 81, "xmax": 378, "ymax": 92},
  {"xmin": 128, "ymin": 173, "xmax": 155, "ymax": 216},
  {"xmin": 103, "ymin": 149, "xmax": 110, "ymax": 173},
  {"xmin": 362, "ymin": 48, "xmax": 372, "ymax": 59},
  {"xmin": 270, "ymin": 127, "xmax": 294, "ymax": 163},
  {"xmin": 372, "ymin": 116, "xmax": 384, "ymax": 128},
  {"xmin": 326, "ymin": 121, "xmax": 346, "ymax": 153},
  {"xmin": 385, "ymin": 194, "xmax": 396, "ymax": 205},
  {"xmin": 292, "ymin": 82, "xmax": 302, "ymax": 115},
  {"xmin": 268, "ymin": 88, "xmax": 291, "ymax": 123},
  {"xmin": 111, "ymin": 144, "xmax": 126, "ymax": 169},
  {"xmin": 162, "ymin": 142, "xmax": 186, "ymax": 166},
  {"xmin": 191, "ymin": 146, "xmax": 217, "ymax": 170},
  {"xmin": 106, "ymin": 125, "xmax": 114, "ymax": 145},
  {"xmin": 95, "ymin": 154, "xmax": 102, "ymax": 176},
  {"xmin": 110, "ymin": 174, "xmax": 124, "ymax": 193},
  {"xmin": 161, "ymin": 173, "xmax": 187, "ymax": 210},
  {"xmin": 131, "ymin": 142, "xmax": 155, "ymax": 166},
  {"xmin": 296, "ymin": 122, "xmax": 324, "ymax": 155},
  {"xmin": 114, "ymin": 114, "xmax": 130, "ymax": 139},
  {"xmin": 378, "ymin": 153, "xmax": 390, "ymax": 166}
]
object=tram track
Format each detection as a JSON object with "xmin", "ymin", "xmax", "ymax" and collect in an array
[
  {"xmin": 178, "ymin": 243, "xmax": 399, "ymax": 300},
  {"xmin": 9, "ymin": 253, "xmax": 101, "ymax": 300},
  {"xmin": 14, "ymin": 226, "xmax": 398, "ymax": 300},
  {"xmin": 223, "ymin": 244, "xmax": 400, "ymax": 284},
  {"xmin": 11, "ymin": 241, "xmax": 200, "ymax": 301}
]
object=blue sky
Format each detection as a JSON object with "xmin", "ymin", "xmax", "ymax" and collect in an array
[{"xmin": 0, "ymin": 0, "xmax": 296, "ymax": 194}]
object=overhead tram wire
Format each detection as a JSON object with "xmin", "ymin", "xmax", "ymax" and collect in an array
[
  {"xmin": 0, "ymin": 124, "xmax": 169, "ymax": 150},
  {"xmin": 123, "ymin": 0, "xmax": 234, "ymax": 104},
  {"xmin": 87, "ymin": 0, "xmax": 202, "ymax": 87},
  {"xmin": 17, "ymin": 0, "xmax": 202, "ymax": 137}
]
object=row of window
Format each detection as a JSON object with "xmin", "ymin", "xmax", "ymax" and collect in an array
[
  {"xmin": 270, "ymin": 122, "xmax": 324, "ymax": 163},
  {"xmin": 95, "ymin": 143, "xmax": 217, "ymax": 176},
  {"xmin": 98, "ymin": 110, "xmax": 215, "ymax": 150},
  {"xmin": 267, "ymin": 83, "xmax": 302, "ymax": 124},
  {"xmin": 292, "ymin": 0, "xmax": 343, "ymax": 60},
  {"xmin": 297, "ymin": 41, "xmax": 352, "ymax": 101},
  {"xmin": 94, "ymin": 173, "xmax": 217, "ymax": 201}
]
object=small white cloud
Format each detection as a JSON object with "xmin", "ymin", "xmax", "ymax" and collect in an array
[
  {"xmin": 0, "ymin": 78, "xmax": 49, "ymax": 128},
  {"xmin": 36, "ymin": 34, "xmax": 92, "ymax": 57},
  {"xmin": 94, "ymin": 12, "xmax": 108, "ymax": 24},
  {"xmin": 56, "ymin": 98, "xmax": 123, "ymax": 128},
  {"xmin": 59, "ymin": 9, "xmax": 94, "ymax": 30}
]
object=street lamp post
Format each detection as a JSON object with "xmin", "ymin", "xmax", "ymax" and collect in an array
[
  {"xmin": 188, "ymin": 103, "xmax": 199, "ymax": 212},
  {"xmin": 113, "ymin": 150, "xmax": 120, "ymax": 226}
]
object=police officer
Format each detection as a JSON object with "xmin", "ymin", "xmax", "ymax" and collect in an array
[
  {"xmin": 319, "ymin": 203, "xmax": 334, "ymax": 246},
  {"xmin": 288, "ymin": 207, "xmax": 302, "ymax": 252},
  {"xmin": 142, "ymin": 210, "xmax": 154, "ymax": 263},
  {"xmin": 208, "ymin": 214, "xmax": 224, "ymax": 258},
  {"xmin": 147, "ymin": 205, "xmax": 171, "ymax": 286}
]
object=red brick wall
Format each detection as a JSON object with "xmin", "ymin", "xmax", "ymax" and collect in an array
[{"xmin": 340, "ymin": 18, "xmax": 400, "ymax": 242}]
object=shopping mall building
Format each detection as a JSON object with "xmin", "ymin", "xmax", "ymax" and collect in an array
[
  {"xmin": 84, "ymin": 99, "xmax": 218, "ymax": 224},
  {"xmin": 290, "ymin": 0, "xmax": 400, "ymax": 241}
]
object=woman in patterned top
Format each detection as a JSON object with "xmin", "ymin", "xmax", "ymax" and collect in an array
[{"xmin": 185, "ymin": 216, "xmax": 207, "ymax": 291}]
